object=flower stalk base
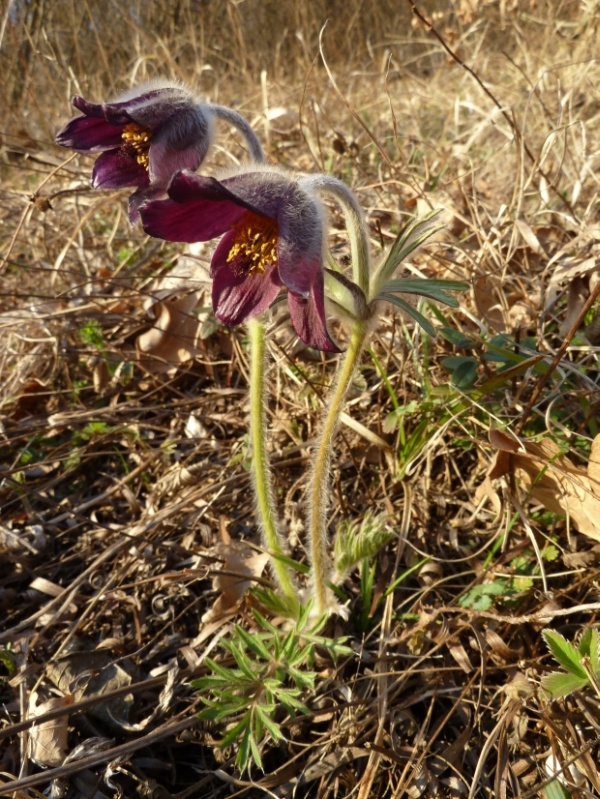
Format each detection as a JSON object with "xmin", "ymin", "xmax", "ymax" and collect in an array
[
  {"xmin": 248, "ymin": 317, "xmax": 299, "ymax": 611},
  {"xmin": 308, "ymin": 320, "xmax": 370, "ymax": 616}
]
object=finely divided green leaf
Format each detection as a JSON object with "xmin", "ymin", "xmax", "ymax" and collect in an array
[
  {"xmin": 235, "ymin": 625, "xmax": 273, "ymax": 662},
  {"xmin": 255, "ymin": 706, "xmax": 284, "ymax": 740},
  {"xmin": 379, "ymin": 210, "xmax": 445, "ymax": 282},
  {"xmin": 198, "ymin": 696, "xmax": 253, "ymax": 720},
  {"xmin": 236, "ymin": 723, "xmax": 254, "ymax": 771},
  {"xmin": 248, "ymin": 727, "xmax": 263, "ymax": 771},
  {"xmin": 227, "ymin": 639, "xmax": 259, "ymax": 680},
  {"xmin": 201, "ymin": 656, "xmax": 242, "ymax": 682},
  {"xmin": 220, "ymin": 714, "xmax": 250, "ymax": 749},
  {"xmin": 251, "ymin": 608, "xmax": 279, "ymax": 636},
  {"xmin": 379, "ymin": 278, "xmax": 468, "ymax": 307}
]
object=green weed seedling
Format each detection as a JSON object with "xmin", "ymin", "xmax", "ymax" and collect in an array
[
  {"xmin": 440, "ymin": 330, "xmax": 545, "ymax": 392},
  {"xmin": 540, "ymin": 629, "xmax": 598, "ymax": 799},
  {"xmin": 459, "ymin": 545, "xmax": 559, "ymax": 611},
  {"xmin": 541, "ymin": 626, "xmax": 600, "ymax": 700},
  {"xmin": 78, "ymin": 318, "xmax": 106, "ymax": 351}
]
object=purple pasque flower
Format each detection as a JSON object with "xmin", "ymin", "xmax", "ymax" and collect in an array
[
  {"xmin": 140, "ymin": 169, "xmax": 341, "ymax": 352},
  {"xmin": 55, "ymin": 82, "xmax": 212, "ymax": 219}
]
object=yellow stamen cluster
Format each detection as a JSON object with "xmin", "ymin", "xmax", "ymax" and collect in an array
[
  {"xmin": 121, "ymin": 123, "xmax": 152, "ymax": 169},
  {"xmin": 227, "ymin": 213, "xmax": 278, "ymax": 276}
]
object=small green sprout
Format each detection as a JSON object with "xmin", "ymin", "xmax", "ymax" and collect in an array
[{"xmin": 541, "ymin": 627, "xmax": 600, "ymax": 699}]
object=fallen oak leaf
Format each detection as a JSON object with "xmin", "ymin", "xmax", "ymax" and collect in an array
[
  {"xmin": 485, "ymin": 430, "xmax": 600, "ymax": 541},
  {"xmin": 46, "ymin": 649, "xmax": 135, "ymax": 731}
]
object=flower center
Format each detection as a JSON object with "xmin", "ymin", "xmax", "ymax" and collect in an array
[
  {"xmin": 226, "ymin": 213, "xmax": 278, "ymax": 277},
  {"xmin": 121, "ymin": 123, "xmax": 152, "ymax": 169}
]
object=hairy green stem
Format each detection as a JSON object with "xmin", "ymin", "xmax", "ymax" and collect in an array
[
  {"xmin": 248, "ymin": 317, "xmax": 299, "ymax": 608},
  {"xmin": 300, "ymin": 174, "xmax": 371, "ymax": 295},
  {"xmin": 308, "ymin": 320, "xmax": 370, "ymax": 615},
  {"xmin": 206, "ymin": 104, "xmax": 265, "ymax": 163}
]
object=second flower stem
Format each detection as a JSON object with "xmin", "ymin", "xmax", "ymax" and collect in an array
[
  {"xmin": 308, "ymin": 320, "xmax": 369, "ymax": 616},
  {"xmin": 248, "ymin": 317, "xmax": 299, "ymax": 610}
]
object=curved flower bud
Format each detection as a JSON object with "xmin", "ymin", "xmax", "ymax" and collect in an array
[
  {"xmin": 140, "ymin": 169, "xmax": 341, "ymax": 353},
  {"xmin": 55, "ymin": 81, "xmax": 213, "ymax": 220}
]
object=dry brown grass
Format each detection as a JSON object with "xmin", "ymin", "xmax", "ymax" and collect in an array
[{"xmin": 2, "ymin": 1, "xmax": 600, "ymax": 797}]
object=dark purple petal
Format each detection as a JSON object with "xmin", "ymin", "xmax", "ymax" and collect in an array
[
  {"xmin": 140, "ymin": 190, "xmax": 248, "ymax": 243},
  {"xmin": 212, "ymin": 236, "xmax": 282, "ymax": 324},
  {"xmin": 106, "ymin": 88, "xmax": 193, "ymax": 128},
  {"xmin": 129, "ymin": 186, "xmax": 168, "ymax": 224},
  {"xmin": 72, "ymin": 96, "xmax": 134, "ymax": 127},
  {"xmin": 287, "ymin": 279, "xmax": 341, "ymax": 353},
  {"xmin": 167, "ymin": 171, "xmax": 267, "ymax": 217},
  {"xmin": 140, "ymin": 170, "xmax": 272, "ymax": 242},
  {"xmin": 91, "ymin": 149, "xmax": 149, "ymax": 189},
  {"xmin": 72, "ymin": 96, "xmax": 107, "ymax": 118},
  {"xmin": 55, "ymin": 114, "xmax": 124, "ymax": 151}
]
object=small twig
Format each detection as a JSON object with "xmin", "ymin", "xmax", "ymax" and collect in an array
[
  {"xmin": 0, "ymin": 673, "xmax": 172, "ymax": 742},
  {"xmin": 0, "ymin": 154, "xmax": 77, "ymax": 274},
  {"xmin": 434, "ymin": 601, "xmax": 600, "ymax": 625},
  {"xmin": 406, "ymin": 0, "xmax": 577, "ymax": 218},
  {"xmin": 318, "ymin": 24, "xmax": 394, "ymax": 171},
  {"xmin": 0, "ymin": 715, "xmax": 198, "ymax": 796}
]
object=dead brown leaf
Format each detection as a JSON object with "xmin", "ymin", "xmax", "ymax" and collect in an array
[
  {"xmin": 485, "ymin": 430, "xmax": 600, "ymax": 541},
  {"xmin": 201, "ymin": 524, "xmax": 270, "ymax": 624},
  {"xmin": 136, "ymin": 258, "xmax": 212, "ymax": 375},
  {"xmin": 136, "ymin": 292, "xmax": 204, "ymax": 375},
  {"xmin": 28, "ymin": 692, "xmax": 72, "ymax": 767},
  {"xmin": 473, "ymin": 275, "xmax": 535, "ymax": 333},
  {"xmin": 46, "ymin": 650, "xmax": 135, "ymax": 730},
  {"xmin": 544, "ymin": 254, "xmax": 600, "ymax": 313}
]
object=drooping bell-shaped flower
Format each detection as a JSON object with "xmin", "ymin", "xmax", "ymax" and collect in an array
[
  {"xmin": 55, "ymin": 81, "xmax": 213, "ymax": 219},
  {"xmin": 140, "ymin": 168, "xmax": 341, "ymax": 352}
]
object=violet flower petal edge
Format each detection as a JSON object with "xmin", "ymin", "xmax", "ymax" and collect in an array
[{"xmin": 287, "ymin": 279, "xmax": 342, "ymax": 353}]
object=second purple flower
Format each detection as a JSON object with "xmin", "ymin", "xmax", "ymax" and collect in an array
[{"xmin": 55, "ymin": 82, "xmax": 213, "ymax": 219}]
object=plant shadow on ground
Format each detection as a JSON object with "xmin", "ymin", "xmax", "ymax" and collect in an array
[{"xmin": 1, "ymin": 1, "xmax": 600, "ymax": 797}]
